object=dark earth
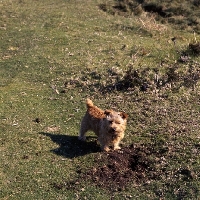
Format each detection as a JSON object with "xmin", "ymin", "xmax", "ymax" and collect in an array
[
  {"xmin": 53, "ymin": 144, "xmax": 165, "ymax": 192},
  {"xmin": 82, "ymin": 144, "xmax": 158, "ymax": 191}
]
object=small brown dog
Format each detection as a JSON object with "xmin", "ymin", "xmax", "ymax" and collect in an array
[{"xmin": 78, "ymin": 99, "xmax": 128, "ymax": 151}]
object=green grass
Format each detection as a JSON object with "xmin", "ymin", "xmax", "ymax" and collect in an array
[
  {"xmin": 99, "ymin": 0, "xmax": 200, "ymax": 33},
  {"xmin": 0, "ymin": 0, "xmax": 200, "ymax": 199}
]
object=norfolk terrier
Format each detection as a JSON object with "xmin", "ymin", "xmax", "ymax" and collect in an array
[{"xmin": 78, "ymin": 99, "xmax": 128, "ymax": 151}]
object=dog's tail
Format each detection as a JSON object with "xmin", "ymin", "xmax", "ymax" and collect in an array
[{"xmin": 86, "ymin": 98, "xmax": 94, "ymax": 108}]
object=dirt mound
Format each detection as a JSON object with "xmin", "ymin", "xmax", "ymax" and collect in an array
[
  {"xmin": 55, "ymin": 144, "xmax": 162, "ymax": 192},
  {"xmin": 84, "ymin": 144, "xmax": 157, "ymax": 191}
]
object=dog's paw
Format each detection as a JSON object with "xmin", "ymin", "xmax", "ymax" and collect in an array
[
  {"xmin": 102, "ymin": 146, "xmax": 111, "ymax": 152},
  {"xmin": 113, "ymin": 146, "xmax": 121, "ymax": 151}
]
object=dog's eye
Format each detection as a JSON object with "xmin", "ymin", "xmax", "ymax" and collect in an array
[{"xmin": 109, "ymin": 121, "xmax": 113, "ymax": 124}]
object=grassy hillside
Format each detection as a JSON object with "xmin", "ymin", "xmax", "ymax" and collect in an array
[
  {"xmin": 100, "ymin": 0, "xmax": 200, "ymax": 33},
  {"xmin": 0, "ymin": 0, "xmax": 200, "ymax": 199}
]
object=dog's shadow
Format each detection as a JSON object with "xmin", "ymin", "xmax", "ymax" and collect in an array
[{"xmin": 39, "ymin": 132, "xmax": 100, "ymax": 158}]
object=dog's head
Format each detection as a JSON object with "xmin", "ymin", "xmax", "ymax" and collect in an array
[{"xmin": 104, "ymin": 109, "xmax": 128, "ymax": 136}]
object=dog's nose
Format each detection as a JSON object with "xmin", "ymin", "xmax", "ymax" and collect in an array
[{"xmin": 111, "ymin": 127, "xmax": 116, "ymax": 132}]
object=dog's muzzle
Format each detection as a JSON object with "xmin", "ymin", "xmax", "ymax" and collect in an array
[{"xmin": 109, "ymin": 128, "xmax": 118, "ymax": 135}]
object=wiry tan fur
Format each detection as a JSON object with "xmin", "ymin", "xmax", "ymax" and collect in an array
[{"xmin": 78, "ymin": 99, "xmax": 128, "ymax": 151}]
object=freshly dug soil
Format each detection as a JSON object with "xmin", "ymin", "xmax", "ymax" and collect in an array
[
  {"xmin": 83, "ymin": 144, "xmax": 158, "ymax": 191},
  {"xmin": 57, "ymin": 144, "xmax": 162, "ymax": 192}
]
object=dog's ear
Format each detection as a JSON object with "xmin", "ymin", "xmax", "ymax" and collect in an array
[
  {"xmin": 120, "ymin": 112, "xmax": 128, "ymax": 119},
  {"xmin": 104, "ymin": 110, "xmax": 112, "ymax": 116}
]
